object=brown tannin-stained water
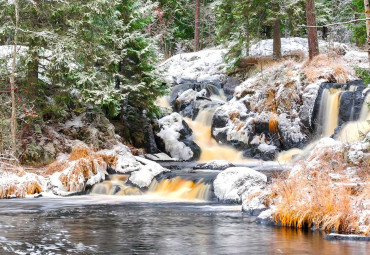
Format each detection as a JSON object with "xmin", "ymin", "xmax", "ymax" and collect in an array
[
  {"xmin": 0, "ymin": 197, "xmax": 368, "ymax": 255},
  {"xmin": 147, "ymin": 177, "xmax": 211, "ymax": 201},
  {"xmin": 186, "ymin": 110, "xmax": 247, "ymax": 163},
  {"xmin": 319, "ymin": 88, "xmax": 342, "ymax": 137},
  {"xmin": 338, "ymin": 93, "xmax": 370, "ymax": 142}
]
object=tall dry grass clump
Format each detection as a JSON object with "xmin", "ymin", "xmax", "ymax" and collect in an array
[
  {"xmin": 272, "ymin": 170, "xmax": 359, "ymax": 233},
  {"xmin": 304, "ymin": 54, "xmax": 353, "ymax": 83},
  {"xmin": 69, "ymin": 144, "xmax": 92, "ymax": 160}
]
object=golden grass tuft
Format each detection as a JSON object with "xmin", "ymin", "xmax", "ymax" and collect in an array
[
  {"xmin": 97, "ymin": 152, "xmax": 118, "ymax": 167},
  {"xmin": 269, "ymin": 114, "xmax": 279, "ymax": 133},
  {"xmin": 304, "ymin": 54, "xmax": 352, "ymax": 83},
  {"xmin": 229, "ymin": 112, "xmax": 240, "ymax": 120},
  {"xmin": 45, "ymin": 160, "xmax": 70, "ymax": 176},
  {"xmin": 27, "ymin": 182, "xmax": 42, "ymax": 195},
  {"xmin": 272, "ymin": 169, "xmax": 360, "ymax": 234},
  {"xmin": 69, "ymin": 144, "xmax": 92, "ymax": 161}
]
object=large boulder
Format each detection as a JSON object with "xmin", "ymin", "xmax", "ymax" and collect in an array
[
  {"xmin": 213, "ymin": 167, "xmax": 267, "ymax": 203},
  {"xmin": 156, "ymin": 113, "xmax": 201, "ymax": 161}
]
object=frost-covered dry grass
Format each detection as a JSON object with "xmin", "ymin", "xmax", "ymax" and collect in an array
[{"xmin": 270, "ymin": 137, "xmax": 370, "ymax": 235}]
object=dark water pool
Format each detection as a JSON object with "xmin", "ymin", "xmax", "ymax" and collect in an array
[{"xmin": 0, "ymin": 196, "xmax": 368, "ymax": 254}]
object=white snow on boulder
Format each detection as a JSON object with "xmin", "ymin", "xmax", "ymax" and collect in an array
[
  {"xmin": 213, "ymin": 167, "xmax": 267, "ymax": 203},
  {"xmin": 0, "ymin": 171, "xmax": 48, "ymax": 198},
  {"xmin": 157, "ymin": 113, "xmax": 194, "ymax": 160},
  {"xmin": 129, "ymin": 157, "xmax": 169, "ymax": 188},
  {"xmin": 99, "ymin": 143, "xmax": 141, "ymax": 173},
  {"xmin": 196, "ymin": 160, "xmax": 234, "ymax": 170}
]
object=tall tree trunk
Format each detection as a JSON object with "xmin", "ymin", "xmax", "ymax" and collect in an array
[
  {"xmin": 364, "ymin": 0, "xmax": 370, "ymax": 68},
  {"xmin": 200, "ymin": 0, "xmax": 205, "ymax": 49},
  {"xmin": 10, "ymin": 0, "xmax": 19, "ymax": 155},
  {"xmin": 306, "ymin": 0, "xmax": 319, "ymax": 60},
  {"xmin": 273, "ymin": 18, "xmax": 282, "ymax": 60},
  {"xmin": 194, "ymin": 0, "xmax": 200, "ymax": 52}
]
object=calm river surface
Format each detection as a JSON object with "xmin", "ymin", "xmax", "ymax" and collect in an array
[{"xmin": 0, "ymin": 196, "xmax": 368, "ymax": 254}]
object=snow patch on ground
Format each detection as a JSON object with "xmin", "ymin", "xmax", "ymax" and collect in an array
[{"xmin": 159, "ymin": 48, "xmax": 227, "ymax": 84}]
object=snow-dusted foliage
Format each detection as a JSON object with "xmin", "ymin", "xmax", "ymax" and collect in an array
[
  {"xmin": 213, "ymin": 167, "xmax": 267, "ymax": 203},
  {"xmin": 157, "ymin": 113, "xmax": 195, "ymax": 160}
]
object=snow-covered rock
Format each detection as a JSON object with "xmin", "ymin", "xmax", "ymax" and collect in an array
[
  {"xmin": 99, "ymin": 143, "xmax": 141, "ymax": 173},
  {"xmin": 213, "ymin": 167, "xmax": 267, "ymax": 203},
  {"xmin": 0, "ymin": 170, "xmax": 48, "ymax": 199},
  {"xmin": 157, "ymin": 113, "xmax": 201, "ymax": 161},
  {"xmin": 195, "ymin": 160, "xmax": 234, "ymax": 170},
  {"xmin": 129, "ymin": 157, "xmax": 170, "ymax": 188},
  {"xmin": 49, "ymin": 157, "xmax": 108, "ymax": 195}
]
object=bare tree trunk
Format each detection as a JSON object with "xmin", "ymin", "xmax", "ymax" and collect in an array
[
  {"xmin": 364, "ymin": 0, "xmax": 370, "ymax": 68},
  {"xmin": 306, "ymin": 0, "xmax": 319, "ymax": 60},
  {"xmin": 10, "ymin": 0, "xmax": 19, "ymax": 155},
  {"xmin": 273, "ymin": 18, "xmax": 282, "ymax": 60},
  {"xmin": 200, "ymin": 0, "xmax": 205, "ymax": 49},
  {"xmin": 194, "ymin": 0, "xmax": 200, "ymax": 52}
]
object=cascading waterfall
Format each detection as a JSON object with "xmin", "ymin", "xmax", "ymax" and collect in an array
[
  {"xmin": 147, "ymin": 177, "xmax": 211, "ymax": 200},
  {"xmin": 90, "ymin": 175, "xmax": 211, "ymax": 201},
  {"xmin": 186, "ymin": 108, "xmax": 246, "ymax": 162},
  {"xmin": 338, "ymin": 93, "xmax": 370, "ymax": 142},
  {"xmin": 318, "ymin": 88, "xmax": 342, "ymax": 137}
]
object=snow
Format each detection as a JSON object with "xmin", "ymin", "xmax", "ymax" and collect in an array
[
  {"xmin": 157, "ymin": 113, "xmax": 194, "ymax": 160},
  {"xmin": 343, "ymin": 50, "xmax": 369, "ymax": 69},
  {"xmin": 196, "ymin": 160, "xmax": 234, "ymax": 170},
  {"xmin": 0, "ymin": 170, "xmax": 48, "ymax": 198},
  {"xmin": 64, "ymin": 115, "xmax": 84, "ymax": 129},
  {"xmin": 249, "ymin": 37, "xmax": 349, "ymax": 58},
  {"xmin": 177, "ymin": 89, "xmax": 197, "ymax": 103},
  {"xmin": 213, "ymin": 167, "xmax": 267, "ymax": 202},
  {"xmin": 241, "ymin": 185, "xmax": 268, "ymax": 214},
  {"xmin": 129, "ymin": 157, "xmax": 169, "ymax": 188},
  {"xmin": 257, "ymin": 144, "xmax": 277, "ymax": 153},
  {"xmin": 300, "ymin": 81, "xmax": 321, "ymax": 126},
  {"xmin": 99, "ymin": 143, "xmax": 141, "ymax": 173},
  {"xmin": 278, "ymin": 114, "xmax": 306, "ymax": 144},
  {"xmin": 257, "ymin": 208, "xmax": 273, "ymax": 221},
  {"xmin": 159, "ymin": 48, "xmax": 227, "ymax": 84}
]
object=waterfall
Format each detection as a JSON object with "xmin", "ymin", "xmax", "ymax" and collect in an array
[
  {"xmin": 90, "ymin": 175, "xmax": 212, "ymax": 201},
  {"xmin": 147, "ymin": 177, "xmax": 211, "ymax": 201},
  {"xmin": 338, "ymin": 93, "xmax": 370, "ymax": 142},
  {"xmin": 318, "ymin": 88, "xmax": 342, "ymax": 137},
  {"xmin": 90, "ymin": 175, "xmax": 143, "ymax": 196},
  {"xmin": 185, "ymin": 108, "xmax": 246, "ymax": 162}
]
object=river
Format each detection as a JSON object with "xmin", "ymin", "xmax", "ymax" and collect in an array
[{"xmin": 0, "ymin": 196, "xmax": 368, "ymax": 254}]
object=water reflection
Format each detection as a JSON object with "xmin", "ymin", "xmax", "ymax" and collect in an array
[{"xmin": 0, "ymin": 197, "xmax": 368, "ymax": 254}]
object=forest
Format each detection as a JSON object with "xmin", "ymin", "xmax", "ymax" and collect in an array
[{"xmin": 0, "ymin": 0, "xmax": 369, "ymax": 254}]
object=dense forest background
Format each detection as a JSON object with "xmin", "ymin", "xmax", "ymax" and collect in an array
[{"xmin": 0, "ymin": 0, "xmax": 368, "ymax": 158}]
